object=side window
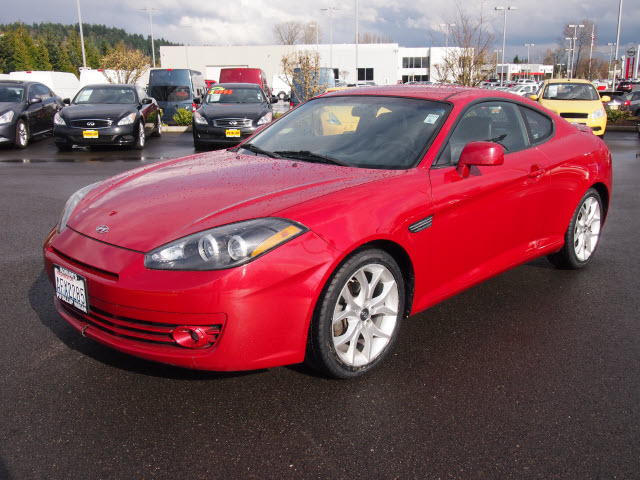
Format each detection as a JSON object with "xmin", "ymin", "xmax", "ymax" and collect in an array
[
  {"xmin": 520, "ymin": 106, "xmax": 553, "ymax": 144},
  {"xmin": 137, "ymin": 87, "xmax": 147, "ymax": 100},
  {"xmin": 437, "ymin": 101, "xmax": 528, "ymax": 165}
]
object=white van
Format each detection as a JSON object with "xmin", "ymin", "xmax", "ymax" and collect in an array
[
  {"xmin": 271, "ymin": 74, "xmax": 291, "ymax": 102},
  {"xmin": 9, "ymin": 71, "xmax": 80, "ymax": 100},
  {"xmin": 79, "ymin": 68, "xmax": 151, "ymax": 90}
]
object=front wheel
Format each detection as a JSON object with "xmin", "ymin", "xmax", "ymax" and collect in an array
[
  {"xmin": 151, "ymin": 112, "xmax": 162, "ymax": 138},
  {"xmin": 548, "ymin": 188, "xmax": 603, "ymax": 269},
  {"xmin": 15, "ymin": 120, "xmax": 29, "ymax": 149},
  {"xmin": 133, "ymin": 120, "xmax": 146, "ymax": 150},
  {"xmin": 307, "ymin": 248, "xmax": 405, "ymax": 379}
]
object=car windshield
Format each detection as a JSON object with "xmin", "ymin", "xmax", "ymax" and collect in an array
[
  {"xmin": 206, "ymin": 86, "xmax": 265, "ymax": 104},
  {"xmin": 149, "ymin": 85, "xmax": 191, "ymax": 102},
  {"xmin": 543, "ymin": 83, "xmax": 599, "ymax": 101},
  {"xmin": 0, "ymin": 86, "xmax": 25, "ymax": 102},
  {"xmin": 245, "ymin": 95, "xmax": 450, "ymax": 170},
  {"xmin": 74, "ymin": 87, "xmax": 137, "ymax": 104}
]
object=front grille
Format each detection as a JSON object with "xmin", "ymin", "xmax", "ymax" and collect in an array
[
  {"xmin": 559, "ymin": 113, "xmax": 589, "ymax": 119},
  {"xmin": 60, "ymin": 302, "xmax": 222, "ymax": 349},
  {"xmin": 71, "ymin": 119, "xmax": 113, "ymax": 128},
  {"xmin": 213, "ymin": 118, "xmax": 252, "ymax": 127}
]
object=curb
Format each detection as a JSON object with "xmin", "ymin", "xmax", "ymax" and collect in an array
[
  {"xmin": 163, "ymin": 126, "xmax": 192, "ymax": 133},
  {"xmin": 607, "ymin": 125, "xmax": 637, "ymax": 132}
]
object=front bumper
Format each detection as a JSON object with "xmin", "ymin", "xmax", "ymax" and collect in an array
[
  {"xmin": 53, "ymin": 123, "xmax": 138, "ymax": 147},
  {"xmin": 193, "ymin": 123, "xmax": 257, "ymax": 145},
  {"xmin": 564, "ymin": 116, "xmax": 607, "ymax": 136},
  {"xmin": 0, "ymin": 122, "xmax": 17, "ymax": 145},
  {"xmin": 43, "ymin": 225, "xmax": 339, "ymax": 371}
]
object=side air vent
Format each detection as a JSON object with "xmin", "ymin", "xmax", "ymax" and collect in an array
[{"xmin": 408, "ymin": 215, "xmax": 433, "ymax": 233}]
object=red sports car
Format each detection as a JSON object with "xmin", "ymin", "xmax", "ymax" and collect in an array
[{"xmin": 44, "ymin": 85, "xmax": 612, "ymax": 378}]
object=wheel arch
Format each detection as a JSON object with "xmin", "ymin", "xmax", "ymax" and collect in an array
[{"xmin": 590, "ymin": 181, "xmax": 610, "ymax": 222}]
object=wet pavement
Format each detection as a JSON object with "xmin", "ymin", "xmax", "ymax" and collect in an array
[{"xmin": 0, "ymin": 131, "xmax": 638, "ymax": 479}]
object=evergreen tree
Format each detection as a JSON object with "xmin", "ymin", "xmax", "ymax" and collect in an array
[
  {"xmin": 31, "ymin": 35, "xmax": 53, "ymax": 70},
  {"xmin": 12, "ymin": 26, "xmax": 33, "ymax": 71},
  {"xmin": 0, "ymin": 30, "xmax": 15, "ymax": 73}
]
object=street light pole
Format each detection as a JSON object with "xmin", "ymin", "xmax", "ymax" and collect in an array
[
  {"xmin": 607, "ymin": 42, "xmax": 615, "ymax": 85},
  {"xmin": 568, "ymin": 24, "xmax": 584, "ymax": 79},
  {"xmin": 495, "ymin": 6, "xmax": 516, "ymax": 87},
  {"xmin": 565, "ymin": 37, "xmax": 573, "ymax": 78},
  {"xmin": 140, "ymin": 7, "xmax": 159, "ymax": 68},
  {"xmin": 525, "ymin": 43, "xmax": 535, "ymax": 79},
  {"xmin": 321, "ymin": 6, "xmax": 340, "ymax": 71},
  {"xmin": 355, "ymin": 0, "xmax": 359, "ymax": 84},
  {"xmin": 494, "ymin": 49, "xmax": 501, "ymax": 78},
  {"xmin": 612, "ymin": 0, "xmax": 623, "ymax": 88},
  {"xmin": 76, "ymin": 0, "xmax": 87, "ymax": 68}
]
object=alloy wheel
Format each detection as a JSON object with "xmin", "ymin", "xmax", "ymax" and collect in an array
[{"xmin": 573, "ymin": 196, "xmax": 601, "ymax": 262}]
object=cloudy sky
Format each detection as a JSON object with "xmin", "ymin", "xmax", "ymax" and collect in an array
[{"xmin": 6, "ymin": 0, "xmax": 639, "ymax": 62}]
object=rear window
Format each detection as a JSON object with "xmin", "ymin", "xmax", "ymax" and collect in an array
[
  {"xmin": 149, "ymin": 69, "xmax": 191, "ymax": 86},
  {"xmin": 149, "ymin": 86, "xmax": 191, "ymax": 102}
]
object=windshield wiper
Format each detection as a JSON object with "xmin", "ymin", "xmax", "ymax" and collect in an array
[
  {"xmin": 240, "ymin": 143, "xmax": 282, "ymax": 158},
  {"xmin": 274, "ymin": 150, "xmax": 354, "ymax": 167}
]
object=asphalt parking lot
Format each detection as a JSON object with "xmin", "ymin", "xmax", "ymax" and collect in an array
[{"xmin": 0, "ymin": 131, "xmax": 638, "ymax": 479}]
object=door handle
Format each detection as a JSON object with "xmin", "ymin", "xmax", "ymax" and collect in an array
[{"xmin": 529, "ymin": 165, "xmax": 545, "ymax": 178}]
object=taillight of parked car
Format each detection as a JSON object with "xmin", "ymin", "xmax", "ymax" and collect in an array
[{"xmin": 192, "ymin": 103, "xmax": 197, "ymax": 112}]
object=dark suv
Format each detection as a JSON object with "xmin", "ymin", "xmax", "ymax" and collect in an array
[{"xmin": 616, "ymin": 80, "xmax": 640, "ymax": 93}]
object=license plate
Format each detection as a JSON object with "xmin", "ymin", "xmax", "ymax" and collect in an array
[
  {"xmin": 83, "ymin": 130, "xmax": 99, "ymax": 138},
  {"xmin": 54, "ymin": 265, "xmax": 89, "ymax": 313},
  {"xmin": 226, "ymin": 129, "xmax": 241, "ymax": 138}
]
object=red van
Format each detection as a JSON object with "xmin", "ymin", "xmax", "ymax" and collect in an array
[{"xmin": 219, "ymin": 68, "xmax": 270, "ymax": 99}]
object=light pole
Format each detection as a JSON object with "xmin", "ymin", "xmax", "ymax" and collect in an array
[
  {"xmin": 568, "ymin": 24, "xmax": 584, "ymax": 78},
  {"xmin": 525, "ymin": 43, "xmax": 535, "ymax": 79},
  {"xmin": 565, "ymin": 37, "xmax": 573, "ymax": 78},
  {"xmin": 494, "ymin": 49, "xmax": 501, "ymax": 78},
  {"xmin": 308, "ymin": 22, "xmax": 319, "ymax": 52},
  {"xmin": 76, "ymin": 0, "xmax": 87, "ymax": 68},
  {"xmin": 321, "ymin": 6, "xmax": 340, "ymax": 71},
  {"xmin": 495, "ymin": 6, "xmax": 517, "ymax": 87},
  {"xmin": 556, "ymin": 63, "xmax": 565, "ymax": 79},
  {"xmin": 612, "ymin": 0, "xmax": 623, "ymax": 88},
  {"xmin": 439, "ymin": 23, "xmax": 456, "ymax": 50},
  {"xmin": 140, "ymin": 7, "xmax": 159, "ymax": 68},
  {"xmin": 355, "ymin": 0, "xmax": 359, "ymax": 84},
  {"xmin": 607, "ymin": 42, "xmax": 615, "ymax": 85}
]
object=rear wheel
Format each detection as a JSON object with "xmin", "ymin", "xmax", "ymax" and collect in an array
[
  {"xmin": 15, "ymin": 120, "xmax": 29, "ymax": 149},
  {"xmin": 307, "ymin": 248, "xmax": 405, "ymax": 379},
  {"xmin": 548, "ymin": 188, "xmax": 603, "ymax": 269}
]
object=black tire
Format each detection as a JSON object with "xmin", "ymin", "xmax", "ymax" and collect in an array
[
  {"xmin": 306, "ymin": 248, "xmax": 405, "ymax": 379},
  {"xmin": 56, "ymin": 144, "xmax": 72, "ymax": 152},
  {"xmin": 151, "ymin": 112, "xmax": 162, "ymax": 138},
  {"xmin": 278, "ymin": 92, "xmax": 286, "ymax": 101},
  {"xmin": 548, "ymin": 188, "xmax": 603, "ymax": 269},
  {"xmin": 133, "ymin": 120, "xmax": 146, "ymax": 150},
  {"xmin": 15, "ymin": 119, "xmax": 29, "ymax": 149}
]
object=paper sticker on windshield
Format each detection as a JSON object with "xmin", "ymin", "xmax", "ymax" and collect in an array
[
  {"xmin": 210, "ymin": 94, "xmax": 221, "ymax": 101},
  {"xmin": 548, "ymin": 85, "xmax": 558, "ymax": 97},
  {"xmin": 424, "ymin": 114, "xmax": 440, "ymax": 124}
]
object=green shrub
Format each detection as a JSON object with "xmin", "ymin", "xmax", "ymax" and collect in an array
[
  {"xmin": 173, "ymin": 108, "xmax": 193, "ymax": 126},
  {"xmin": 606, "ymin": 108, "xmax": 632, "ymax": 124}
]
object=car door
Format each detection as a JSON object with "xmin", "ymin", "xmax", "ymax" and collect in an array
[
  {"xmin": 25, "ymin": 84, "xmax": 47, "ymax": 134},
  {"xmin": 36, "ymin": 84, "xmax": 58, "ymax": 132},
  {"xmin": 426, "ymin": 101, "xmax": 548, "ymax": 299},
  {"xmin": 137, "ymin": 87, "xmax": 153, "ymax": 134}
]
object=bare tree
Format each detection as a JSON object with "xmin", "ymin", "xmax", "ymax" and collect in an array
[
  {"xmin": 273, "ymin": 21, "xmax": 321, "ymax": 45},
  {"xmin": 358, "ymin": 32, "xmax": 393, "ymax": 44},
  {"xmin": 99, "ymin": 42, "xmax": 150, "ymax": 84},
  {"xmin": 280, "ymin": 49, "xmax": 327, "ymax": 103},
  {"xmin": 339, "ymin": 69, "xmax": 350, "ymax": 81},
  {"xmin": 543, "ymin": 48, "xmax": 567, "ymax": 77},
  {"xmin": 560, "ymin": 19, "xmax": 596, "ymax": 78},
  {"xmin": 301, "ymin": 22, "xmax": 322, "ymax": 44},
  {"xmin": 432, "ymin": 4, "xmax": 495, "ymax": 86}
]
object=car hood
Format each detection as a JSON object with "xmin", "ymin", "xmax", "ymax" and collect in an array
[
  {"xmin": 67, "ymin": 150, "xmax": 404, "ymax": 252},
  {"xmin": 60, "ymin": 104, "xmax": 138, "ymax": 121},
  {"xmin": 0, "ymin": 102, "xmax": 22, "ymax": 114},
  {"xmin": 200, "ymin": 103, "xmax": 268, "ymax": 119},
  {"xmin": 538, "ymin": 98, "xmax": 602, "ymax": 115}
]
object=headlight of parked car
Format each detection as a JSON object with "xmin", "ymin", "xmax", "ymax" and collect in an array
[
  {"xmin": 53, "ymin": 112, "xmax": 66, "ymax": 126},
  {"xmin": 57, "ymin": 182, "xmax": 101, "ymax": 233},
  {"xmin": 193, "ymin": 112, "xmax": 208, "ymax": 125},
  {"xmin": 0, "ymin": 110, "xmax": 15, "ymax": 125},
  {"xmin": 257, "ymin": 112, "xmax": 273, "ymax": 126},
  {"xmin": 144, "ymin": 218, "xmax": 308, "ymax": 271},
  {"xmin": 590, "ymin": 108, "xmax": 606, "ymax": 119},
  {"xmin": 118, "ymin": 112, "xmax": 137, "ymax": 126}
]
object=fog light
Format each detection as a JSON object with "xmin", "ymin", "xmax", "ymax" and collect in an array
[{"xmin": 172, "ymin": 325, "xmax": 221, "ymax": 348}]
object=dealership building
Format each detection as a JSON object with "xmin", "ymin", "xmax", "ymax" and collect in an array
[{"xmin": 160, "ymin": 43, "xmax": 459, "ymax": 86}]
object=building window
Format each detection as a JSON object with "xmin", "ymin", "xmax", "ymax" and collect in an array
[
  {"xmin": 402, "ymin": 75, "xmax": 430, "ymax": 83},
  {"xmin": 358, "ymin": 68, "xmax": 374, "ymax": 81},
  {"xmin": 402, "ymin": 57, "xmax": 430, "ymax": 69}
]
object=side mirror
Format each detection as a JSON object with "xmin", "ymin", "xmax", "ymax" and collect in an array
[
  {"xmin": 141, "ymin": 97, "xmax": 153, "ymax": 105},
  {"xmin": 600, "ymin": 95, "xmax": 611, "ymax": 103},
  {"xmin": 457, "ymin": 141, "xmax": 504, "ymax": 178},
  {"xmin": 29, "ymin": 97, "xmax": 42, "ymax": 105},
  {"xmin": 529, "ymin": 94, "xmax": 539, "ymax": 101},
  {"xmin": 63, "ymin": 98, "xmax": 71, "ymax": 105}
]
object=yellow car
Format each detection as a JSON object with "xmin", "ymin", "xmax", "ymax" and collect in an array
[{"xmin": 530, "ymin": 79, "xmax": 610, "ymax": 136}]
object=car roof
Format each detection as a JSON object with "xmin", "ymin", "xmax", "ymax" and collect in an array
[
  {"xmin": 212, "ymin": 83, "xmax": 263, "ymax": 89},
  {"xmin": 81, "ymin": 84, "xmax": 136, "ymax": 89},
  {"xmin": 0, "ymin": 80, "xmax": 36, "ymax": 87},
  {"xmin": 545, "ymin": 78, "xmax": 593, "ymax": 85}
]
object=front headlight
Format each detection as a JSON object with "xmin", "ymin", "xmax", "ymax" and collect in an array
[
  {"xmin": 53, "ymin": 112, "xmax": 66, "ymax": 126},
  {"xmin": 144, "ymin": 218, "xmax": 307, "ymax": 271},
  {"xmin": 57, "ymin": 182, "xmax": 101, "ymax": 233},
  {"xmin": 117, "ymin": 112, "xmax": 137, "ymax": 126},
  {"xmin": 194, "ymin": 112, "xmax": 208, "ymax": 125},
  {"xmin": 0, "ymin": 110, "xmax": 14, "ymax": 125},
  {"xmin": 256, "ymin": 112, "xmax": 273, "ymax": 125},
  {"xmin": 590, "ymin": 108, "xmax": 606, "ymax": 119}
]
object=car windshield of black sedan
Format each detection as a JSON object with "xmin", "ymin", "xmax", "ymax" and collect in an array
[
  {"xmin": 206, "ymin": 86, "xmax": 266, "ymax": 104},
  {"xmin": 0, "ymin": 86, "xmax": 25, "ymax": 102},
  {"xmin": 543, "ymin": 83, "xmax": 599, "ymax": 101},
  {"xmin": 246, "ymin": 96, "xmax": 450, "ymax": 169},
  {"xmin": 74, "ymin": 87, "xmax": 137, "ymax": 104}
]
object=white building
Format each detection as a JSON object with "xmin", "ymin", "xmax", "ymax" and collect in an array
[
  {"xmin": 494, "ymin": 63, "xmax": 554, "ymax": 82},
  {"xmin": 160, "ymin": 44, "xmax": 461, "ymax": 85}
]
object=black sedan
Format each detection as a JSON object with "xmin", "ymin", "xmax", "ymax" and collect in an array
[
  {"xmin": 192, "ymin": 83, "xmax": 273, "ymax": 149},
  {"xmin": 0, "ymin": 80, "xmax": 63, "ymax": 149},
  {"xmin": 53, "ymin": 84, "xmax": 161, "ymax": 151}
]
